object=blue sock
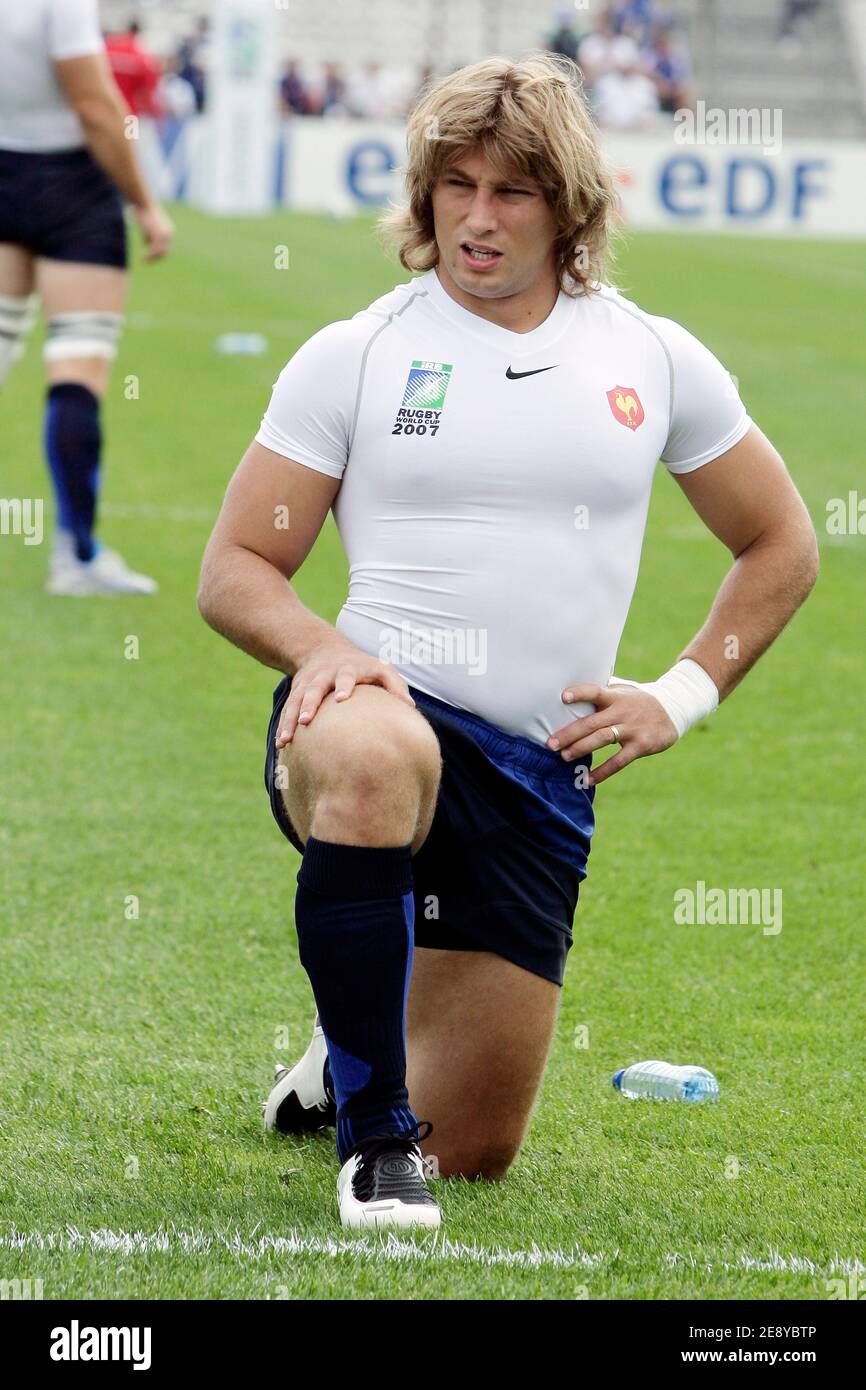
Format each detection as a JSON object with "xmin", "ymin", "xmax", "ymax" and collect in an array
[
  {"xmin": 44, "ymin": 383, "xmax": 101, "ymax": 562},
  {"xmin": 295, "ymin": 838, "xmax": 418, "ymax": 1162}
]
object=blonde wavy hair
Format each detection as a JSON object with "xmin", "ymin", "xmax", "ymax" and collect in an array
[{"xmin": 379, "ymin": 52, "xmax": 620, "ymax": 296}]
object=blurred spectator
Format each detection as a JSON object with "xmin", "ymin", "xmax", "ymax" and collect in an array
[
  {"xmin": 647, "ymin": 25, "xmax": 693, "ymax": 113},
  {"xmin": 574, "ymin": 0, "xmax": 692, "ymax": 128},
  {"xmin": 105, "ymin": 19, "xmax": 162, "ymax": 118},
  {"xmin": 310, "ymin": 62, "xmax": 349, "ymax": 117},
  {"xmin": 778, "ymin": 0, "xmax": 823, "ymax": 54},
  {"xmin": 346, "ymin": 62, "xmax": 392, "ymax": 118},
  {"xmin": 159, "ymin": 15, "xmax": 208, "ymax": 114},
  {"xmin": 159, "ymin": 57, "xmax": 198, "ymax": 120},
  {"xmin": 577, "ymin": 8, "xmax": 620, "ymax": 87},
  {"xmin": 591, "ymin": 37, "xmax": 660, "ymax": 130},
  {"xmin": 613, "ymin": 0, "xmax": 655, "ymax": 40},
  {"xmin": 548, "ymin": 10, "xmax": 580, "ymax": 63},
  {"xmin": 176, "ymin": 38, "xmax": 207, "ymax": 113},
  {"xmin": 173, "ymin": 15, "xmax": 208, "ymax": 112},
  {"xmin": 280, "ymin": 60, "xmax": 311, "ymax": 116}
]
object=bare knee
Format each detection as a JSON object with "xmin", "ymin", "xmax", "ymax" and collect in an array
[
  {"xmin": 432, "ymin": 1139, "xmax": 521, "ymax": 1183},
  {"xmin": 286, "ymin": 690, "xmax": 441, "ymax": 847},
  {"xmin": 317, "ymin": 703, "xmax": 440, "ymax": 804}
]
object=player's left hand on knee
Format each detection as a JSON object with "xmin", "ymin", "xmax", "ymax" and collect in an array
[{"xmin": 547, "ymin": 682, "xmax": 678, "ymax": 786}]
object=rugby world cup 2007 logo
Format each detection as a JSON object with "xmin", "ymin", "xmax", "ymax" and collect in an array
[{"xmin": 392, "ymin": 360, "xmax": 453, "ymax": 437}]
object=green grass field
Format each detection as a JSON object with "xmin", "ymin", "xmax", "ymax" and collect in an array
[{"xmin": 1, "ymin": 207, "xmax": 864, "ymax": 1300}]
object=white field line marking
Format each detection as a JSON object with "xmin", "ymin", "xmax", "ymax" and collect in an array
[
  {"xmin": 100, "ymin": 501, "xmax": 340, "ymax": 529},
  {"xmin": 658, "ymin": 525, "xmax": 715, "ymax": 542},
  {"xmin": 127, "ymin": 311, "xmax": 308, "ymax": 335},
  {"xmin": 0, "ymin": 1227, "xmax": 603, "ymax": 1272},
  {"xmin": 101, "ymin": 502, "xmax": 216, "ymax": 524},
  {"xmin": 99, "ymin": 505, "xmax": 859, "ymax": 551},
  {"xmin": 820, "ymin": 532, "xmax": 863, "ymax": 547},
  {"xmin": 664, "ymin": 1250, "xmax": 866, "ymax": 1277},
  {"xmin": 657, "ymin": 525, "xmax": 860, "ymax": 550},
  {"xmin": 1, "ymin": 1229, "xmax": 863, "ymax": 1278}
]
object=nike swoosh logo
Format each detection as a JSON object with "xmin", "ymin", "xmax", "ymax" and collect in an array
[{"xmin": 505, "ymin": 365, "xmax": 558, "ymax": 380}]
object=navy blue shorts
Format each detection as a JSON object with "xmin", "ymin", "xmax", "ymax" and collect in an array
[
  {"xmin": 0, "ymin": 147, "xmax": 127, "ymax": 269},
  {"xmin": 264, "ymin": 677, "xmax": 596, "ymax": 986}
]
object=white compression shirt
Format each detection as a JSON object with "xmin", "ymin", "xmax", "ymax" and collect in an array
[
  {"xmin": 0, "ymin": 0, "xmax": 103, "ymax": 153},
  {"xmin": 257, "ymin": 268, "xmax": 751, "ymax": 743}
]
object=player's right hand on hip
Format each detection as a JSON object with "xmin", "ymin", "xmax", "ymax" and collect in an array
[
  {"xmin": 133, "ymin": 201, "xmax": 174, "ymax": 261},
  {"xmin": 275, "ymin": 640, "xmax": 416, "ymax": 748}
]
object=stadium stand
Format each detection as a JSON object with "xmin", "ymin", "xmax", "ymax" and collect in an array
[
  {"xmin": 99, "ymin": 0, "xmax": 866, "ymax": 135},
  {"xmin": 695, "ymin": 0, "xmax": 866, "ymax": 136}
]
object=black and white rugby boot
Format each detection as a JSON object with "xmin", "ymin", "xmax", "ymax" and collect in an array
[
  {"xmin": 262, "ymin": 1015, "xmax": 335, "ymax": 1133},
  {"xmin": 337, "ymin": 1125, "xmax": 441, "ymax": 1229}
]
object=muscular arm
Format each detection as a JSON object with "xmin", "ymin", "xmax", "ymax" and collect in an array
[
  {"xmin": 54, "ymin": 52, "xmax": 172, "ymax": 257},
  {"xmin": 551, "ymin": 424, "xmax": 819, "ymax": 781},
  {"xmin": 55, "ymin": 52, "xmax": 151, "ymax": 207},
  {"xmin": 673, "ymin": 422, "xmax": 819, "ymax": 697},
  {"xmin": 198, "ymin": 442, "xmax": 416, "ymax": 740},
  {"xmin": 198, "ymin": 441, "xmax": 342, "ymax": 674}
]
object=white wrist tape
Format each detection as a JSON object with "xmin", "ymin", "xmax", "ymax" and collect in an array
[{"xmin": 608, "ymin": 658, "xmax": 719, "ymax": 739}]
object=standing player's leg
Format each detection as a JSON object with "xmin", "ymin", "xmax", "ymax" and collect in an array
[
  {"xmin": 37, "ymin": 257, "xmax": 155, "ymax": 595},
  {"xmin": 0, "ymin": 243, "xmax": 36, "ymax": 388},
  {"xmin": 276, "ymin": 685, "xmax": 444, "ymax": 1226},
  {"xmin": 406, "ymin": 947, "xmax": 560, "ymax": 1180}
]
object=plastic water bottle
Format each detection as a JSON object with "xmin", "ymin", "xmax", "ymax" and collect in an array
[
  {"xmin": 214, "ymin": 333, "xmax": 268, "ymax": 356},
  {"xmin": 612, "ymin": 1060, "xmax": 719, "ymax": 1103}
]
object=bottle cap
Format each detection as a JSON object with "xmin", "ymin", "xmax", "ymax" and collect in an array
[{"xmin": 612, "ymin": 1068, "xmax": 625, "ymax": 1090}]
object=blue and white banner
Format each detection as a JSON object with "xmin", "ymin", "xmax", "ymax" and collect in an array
[
  {"xmin": 604, "ymin": 132, "xmax": 866, "ymax": 238},
  {"xmin": 139, "ymin": 117, "xmax": 866, "ymax": 237}
]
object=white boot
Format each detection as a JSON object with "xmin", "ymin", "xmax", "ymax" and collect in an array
[
  {"xmin": 46, "ymin": 530, "xmax": 158, "ymax": 596},
  {"xmin": 338, "ymin": 1132, "xmax": 441, "ymax": 1230},
  {"xmin": 262, "ymin": 1016, "xmax": 334, "ymax": 1133}
]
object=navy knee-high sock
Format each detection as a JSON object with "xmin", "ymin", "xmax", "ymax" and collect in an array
[
  {"xmin": 295, "ymin": 837, "xmax": 418, "ymax": 1162},
  {"xmin": 44, "ymin": 383, "xmax": 101, "ymax": 562}
]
